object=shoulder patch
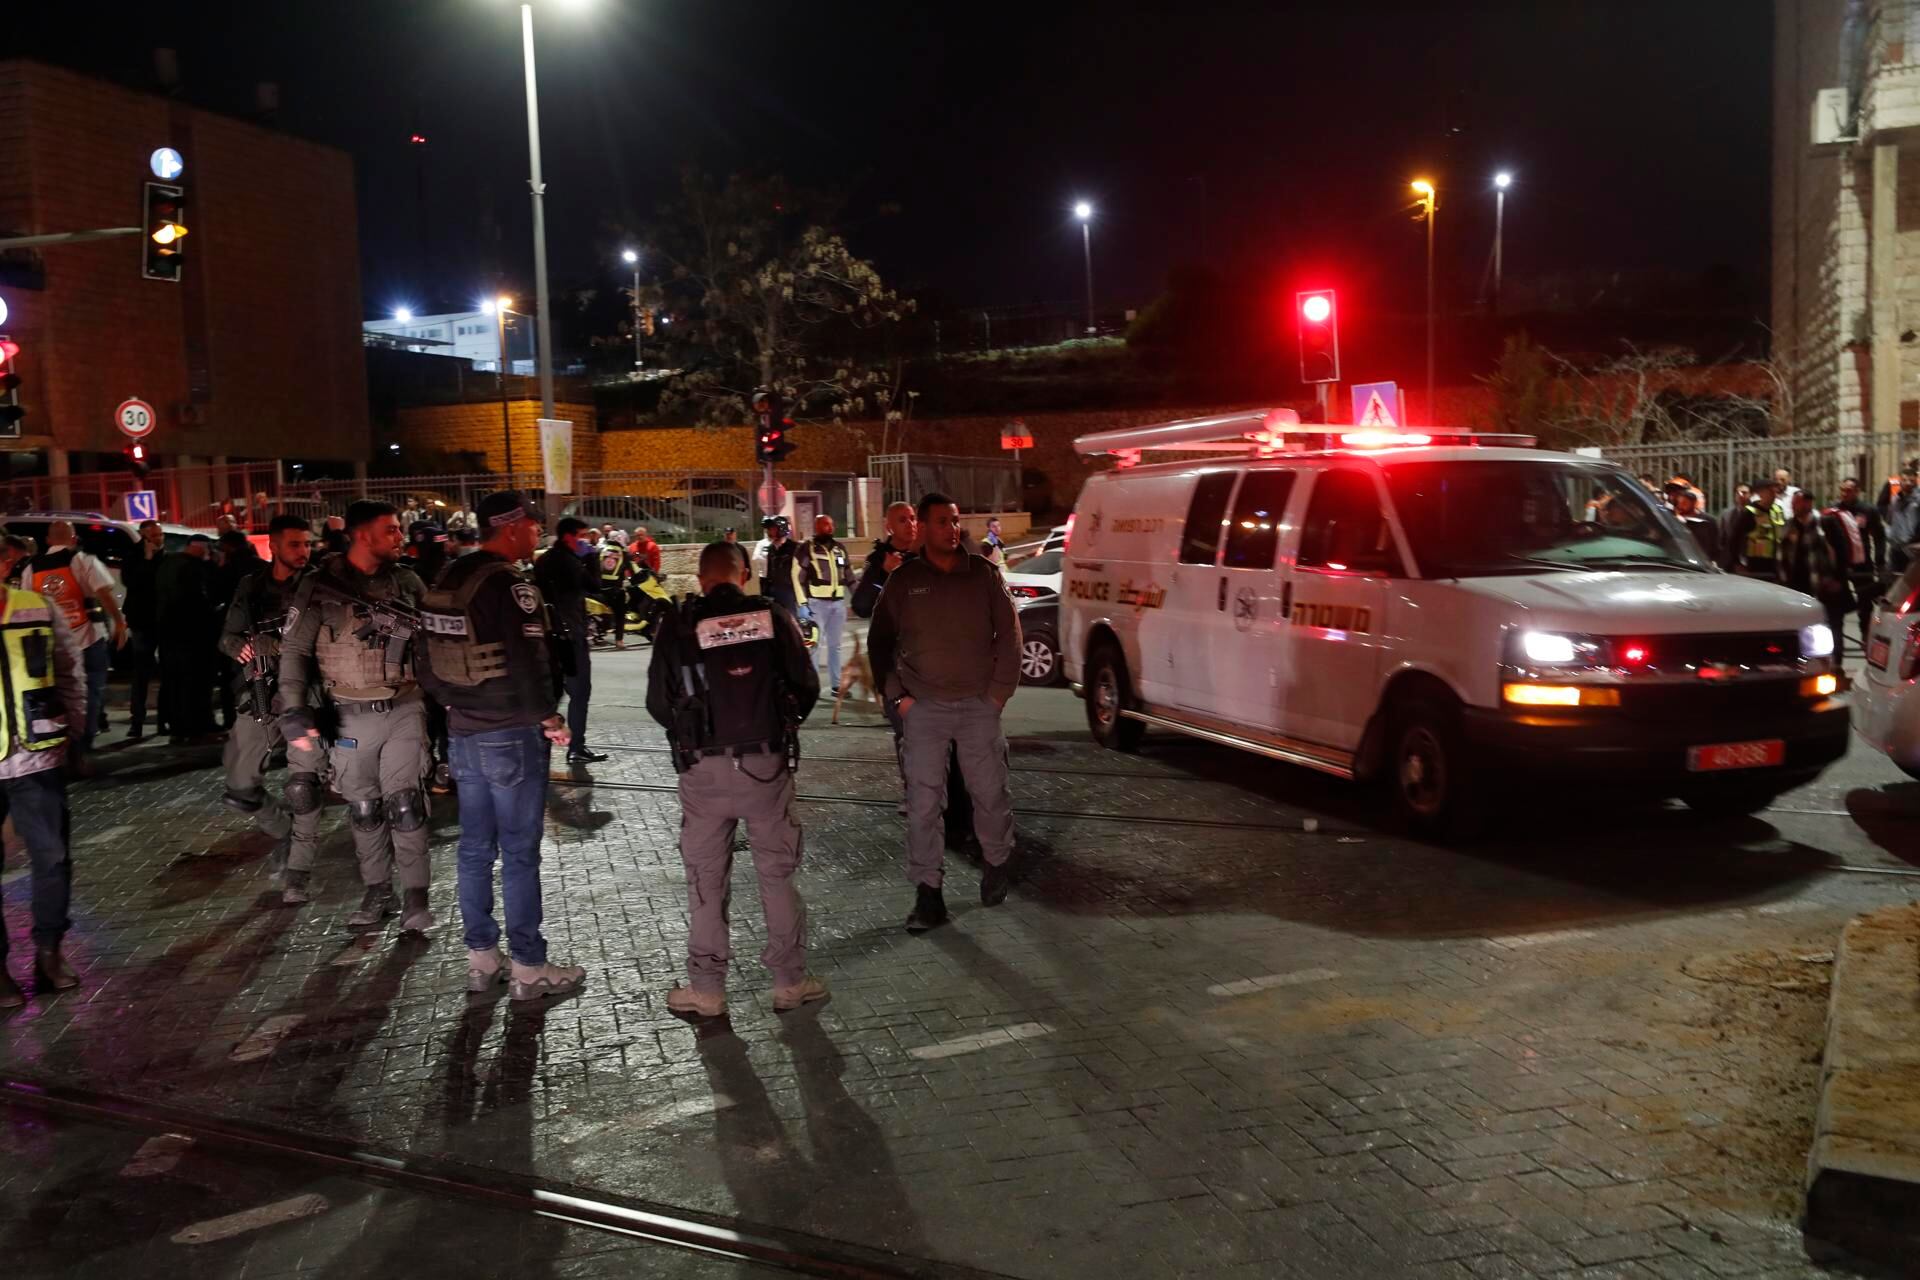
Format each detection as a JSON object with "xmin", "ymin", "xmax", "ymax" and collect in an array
[
  {"xmin": 695, "ymin": 611, "xmax": 775, "ymax": 650},
  {"xmin": 283, "ymin": 605, "xmax": 300, "ymax": 632},
  {"xmin": 511, "ymin": 583, "xmax": 541, "ymax": 614}
]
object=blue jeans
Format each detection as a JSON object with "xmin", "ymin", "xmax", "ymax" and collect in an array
[
  {"xmin": 0, "ymin": 766, "xmax": 71, "ymax": 958},
  {"xmin": 810, "ymin": 598, "xmax": 846, "ymax": 688},
  {"xmin": 449, "ymin": 726, "xmax": 551, "ymax": 964},
  {"xmin": 81, "ymin": 639, "xmax": 110, "ymax": 749}
]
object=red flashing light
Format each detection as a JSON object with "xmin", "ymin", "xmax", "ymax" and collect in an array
[
  {"xmin": 1339, "ymin": 430, "xmax": 1432, "ymax": 449},
  {"xmin": 1301, "ymin": 294, "xmax": 1331, "ymax": 324},
  {"xmin": 0, "ymin": 340, "xmax": 17, "ymax": 363},
  {"xmin": 1619, "ymin": 642, "xmax": 1650, "ymax": 669},
  {"xmin": 409, "ymin": 134, "xmax": 428, "ymax": 145},
  {"xmin": 1061, "ymin": 513, "xmax": 1076, "ymax": 551}
]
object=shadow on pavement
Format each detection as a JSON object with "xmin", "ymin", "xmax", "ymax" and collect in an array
[{"xmin": 1844, "ymin": 780, "xmax": 1920, "ymax": 867}]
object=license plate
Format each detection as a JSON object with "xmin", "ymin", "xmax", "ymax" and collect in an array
[
  {"xmin": 1687, "ymin": 739, "xmax": 1785, "ymax": 772},
  {"xmin": 1868, "ymin": 635, "xmax": 1891, "ymax": 670}
]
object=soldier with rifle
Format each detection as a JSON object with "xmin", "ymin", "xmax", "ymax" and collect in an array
[
  {"xmin": 277, "ymin": 500, "xmax": 433, "ymax": 933},
  {"xmin": 219, "ymin": 515, "xmax": 322, "ymax": 905}
]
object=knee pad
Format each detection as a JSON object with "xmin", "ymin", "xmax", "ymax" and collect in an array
[
  {"xmin": 284, "ymin": 772, "xmax": 322, "ymax": 816},
  {"xmin": 384, "ymin": 787, "xmax": 428, "ymax": 832},
  {"xmin": 348, "ymin": 797, "xmax": 387, "ymax": 832}
]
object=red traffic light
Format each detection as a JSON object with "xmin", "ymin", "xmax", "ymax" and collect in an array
[
  {"xmin": 1295, "ymin": 289, "xmax": 1340, "ymax": 384},
  {"xmin": 0, "ymin": 339, "xmax": 18, "ymax": 363},
  {"xmin": 128, "ymin": 443, "xmax": 146, "ymax": 462},
  {"xmin": 1301, "ymin": 293, "xmax": 1332, "ymax": 324}
]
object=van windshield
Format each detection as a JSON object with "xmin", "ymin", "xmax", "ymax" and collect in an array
[{"xmin": 1382, "ymin": 460, "xmax": 1712, "ymax": 578}]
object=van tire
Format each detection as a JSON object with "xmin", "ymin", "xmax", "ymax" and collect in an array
[
  {"xmin": 1085, "ymin": 643, "xmax": 1144, "ymax": 752},
  {"xmin": 1387, "ymin": 694, "xmax": 1485, "ymax": 840}
]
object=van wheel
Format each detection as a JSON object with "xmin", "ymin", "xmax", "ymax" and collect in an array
[
  {"xmin": 1085, "ymin": 643, "xmax": 1144, "ymax": 752},
  {"xmin": 1388, "ymin": 695, "xmax": 1484, "ymax": 840}
]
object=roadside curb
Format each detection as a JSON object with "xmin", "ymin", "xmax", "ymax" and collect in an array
[{"xmin": 1803, "ymin": 901, "xmax": 1920, "ymax": 1267}]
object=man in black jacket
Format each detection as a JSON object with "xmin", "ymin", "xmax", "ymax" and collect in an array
[
  {"xmin": 421, "ymin": 491, "xmax": 584, "ymax": 1001},
  {"xmin": 534, "ymin": 518, "xmax": 607, "ymax": 765},
  {"xmin": 122, "ymin": 520, "xmax": 166, "ymax": 740}
]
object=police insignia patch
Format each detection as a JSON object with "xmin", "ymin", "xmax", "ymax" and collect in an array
[{"xmin": 511, "ymin": 583, "xmax": 540, "ymax": 614}]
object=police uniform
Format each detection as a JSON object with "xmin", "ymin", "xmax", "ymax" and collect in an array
[
  {"xmin": 419, "ymin": 498, "xmax": 584, "ymax": 1001},
  {"xmin": 218, "ymin": 562, "xmax": 324, "ymax": 903},
  {"xmin": 646, "ymin": 578, "xmax": 823, "ymax": 1013},
  {"xmin": 0, "ymin": 584, "xmax": 87, "ymax": 1006},
  {"xmin": 799, "ymin": 534, "xmax": 851, "ymax": 689},
  {"xmin": 277, "ymin": 552, "xmax": 431, "ymax": 929}
]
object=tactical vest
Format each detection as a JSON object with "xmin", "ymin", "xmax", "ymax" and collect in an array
[
  {"xmin": 26, "ymin": 548, "xmax": 91, "ymax": 636},
  {"xmin": 803, "ymin": 541, "xmax": 849, "ymax": 599},
  {"xmin": 599, "ymin": 545, "xmax": 628, "ymax": 587},
  {"xmin": 675, "ymin": 597, "xmax": 786, "ymax": 753},
  {"xmin": 1744, "ymin": 504, "xmax": 1783, "ymax": 565},
  {"xmin": 310, "ymin": 560, "xmax": 413, "ymax": 697},
  {"xmin": 0, "ymin": 588, "xmax": 69, "ymax": 760},
  {"xmin": 420, "ymin": 558, "xmax": 519, "ymax": 695}
]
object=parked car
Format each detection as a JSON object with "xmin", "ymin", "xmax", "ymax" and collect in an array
[
  {"xmin": 2, "ymin": 512, "xmax": 201, "ymax": 572},
  {"xmin": 1016, "ymin": 595, "xmax": 1063, "ymax": 686},
  {"xmin": 1857, "ymin": 557, "xmax": 1920, "ymax": 778},
  {"xmin": 1003, "ymin": 549, "xmax": 1063, "ymax": 600}
]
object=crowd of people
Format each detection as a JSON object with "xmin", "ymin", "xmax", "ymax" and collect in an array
[{"xmin": 0, "ymin": 491, "xmax": 1025, "ymax": 1019}]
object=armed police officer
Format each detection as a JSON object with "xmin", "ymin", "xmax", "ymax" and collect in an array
[
  {"xmin": 218, "ymin": 515, "xmax": 322, "ymax": 905},
  {"xmin": 647, "ymin": 541, "xmax": 826, "ymax": 1018},
  {"xmin": 278, "ymin": 500, "xmax": 434, "ymax": 933},
  {"xmin": 419, "ymin": 492, "xmax": 586, "ymax": 1001}
]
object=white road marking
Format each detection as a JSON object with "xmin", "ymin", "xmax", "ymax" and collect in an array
[
  {"xmin": 1206, "ymin": 968, "xmax": 1340, "ymax": 998},
  {"xmin": 172, "ymin": 1194, "xmax": 329, "ymax": 1244},
  {"xmin": 229, "ymin": 1014, "xmax": 305, "ymax": 1062},
  {"xmin": 77, "ymin": 824, "xmax": 134, "ymax": 847},
  {"xmin": 120, "ymin": 1133, "xmax": 194, "ymax": 1178},
  {"xmin": 1483, "ymin": 928, "xmax": 1597, "ymax": 950},
  {"xmin": 908, "ymin": 1021, "xmax": 1053, "ymax": 1060}
]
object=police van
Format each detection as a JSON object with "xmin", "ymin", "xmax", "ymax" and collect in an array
[{"xmin": 1060, "ymin": 411, "xmax": 1850, "ymax": 836}]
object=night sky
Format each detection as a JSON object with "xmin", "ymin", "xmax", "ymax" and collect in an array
[{"xmin": 11, "ymin": 1, "xmax": 1772, "ymax": 325}]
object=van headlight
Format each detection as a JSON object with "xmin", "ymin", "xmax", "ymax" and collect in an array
[
  {"xmin": 1799, "ymin": 624, "xmax": 1835, "ymax": 660},
  {"xmin": 1513, "ymin": 630, "xmax": 1605, "ymax": 668}
]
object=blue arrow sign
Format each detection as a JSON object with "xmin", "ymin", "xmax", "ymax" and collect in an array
[{"xmin": 125, "ymin": 490, "xmax": 157, "ymax": 523}]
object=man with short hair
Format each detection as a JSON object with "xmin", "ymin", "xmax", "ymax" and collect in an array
[
  {"xmin": 799, "ymin": 514, "xmax": 852, "ymax": 693},
  {"xmin": 981, "ymin": 516, "xmax": 1007, "ymax": 567},
  {"xmin": 420, "ymin": 492, "xmax": 585, "ymax": 1000},
  {"xmin": 1782, "ymin": 490, "xmax": 1849, "ymax": 642},
  {"xmin": 869, "ymin": 493, "xmax": 1021, "ymax": 933},
  {"xmin": 1886, "ymin": 458, "xmax": 1920, "ymax": 575},
  {"xmin": 647, "ymin": 540, "xmax": 824, "ymax": 1017},
  {"xmin": 1830, "ymin": 477, "xmax": 1886, "ymax": 646},
  {"xmin": 631, "ymin": 524, "xmax": 664, "ymax": 578},
  {"xmin": 157, "ymin": 535, "xmax": 220, "ymax": 742},
  {"xmin": 1722, "ymin": 479, "xmax": 1783, "ymax": 578},
  {"xmin": 279, "ymin": 501, "xmax": 434, "ymax": 933},
  {"xmin": 219, "ymin": 515, "xmax": 322, "ymax": 904},
  {"xmin": 534, "ymin": 517, "xmax": 607, "ymax": 764},
  {"xmin": 1671, "ymin": 489, "xmax": 1721, "ymax": 564},
  {"xmin": 122, "ymin": 519, "xmax": 166, "ymax": 741},
  {"xmin": 25, "ymin": 520, "xmax": 126, "ymax": 755},
  {"xmin": 753, "ymin": 515, "xmax": 805, "ymax": 614},
  {"xmin": 851, "ymin": 501, "xmax": 919, "ymax": 621}
]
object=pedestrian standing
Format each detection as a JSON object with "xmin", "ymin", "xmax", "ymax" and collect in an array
[
  {"xmin": 419, "ymin": 491, "xmax": 585, "ymax": 1001},
  {"xmin": 121, "ymin": 520, "xmax": 166, "ymax": 741},
  {"xmin": 981, "ymin": 516, "xmax": 1007, "ymax": 567},
  {"xmin": 214, "ymin": 530, "xmax": 264, "ymax": 729},
  {"xmin": 25, "ymin": 520, "xmax": 126, "ymax": 756},
  {"xmin": 752, "ymin": 515, "xmax": 805, "ymax": 615},
  {"xmin": 157, "ymin": 535, "xmax": 220, "ymax": 742},
  {"xmin": 533, "ymin": 517, "xmax": 608, "ymax": 765},
  {"xmin": 799, "ymin": 515, "xmax": 851, "ymax": 694},
  {"xmin": 218, "ymin": 516, "xmax": 322, "ymax": 905},
  {"xmin": 0, "ymin": 537, "xmax": 88, "ymax": 1007},
  {"xmin": 647, "ymin": 541, "xmax": 824, "ymax": 1016},
  {"xmin": 1883, "ymin": 460, "xmax": 1920, "ymax": 575},
  {"xmin": 868, "ymin": 493, "xmax": 1021, "ymax": 933},
  {"xmin": 1780, "ymin": 490, "xmax": 1849, "ymax": 642},
  {"xmin": 1669, "ymin": 489, "xmax": 1721, "ymax": 564},
  {"xmin": 278, "ymin": 501, "xmax": 434, "ymax": 934},
  {"xmin": 1834, "ymin": 476, "xmax": 1890, "ymax": 644},
  {"xmin": 1722, "ymin": 479, "xmax": 1783, "ymax": 578}
]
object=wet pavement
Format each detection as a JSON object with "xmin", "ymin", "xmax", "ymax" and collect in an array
[{"xmin": 3, "ymin": 650, "xmax": 1917, "ymax": 1278}]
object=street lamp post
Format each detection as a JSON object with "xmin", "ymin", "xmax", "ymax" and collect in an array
[
  {"xmin": 622, "ymin": 248, "xmax": 641, "ymax": 370},
  {"xmin": 1492, "ymin": 171, "xmax": 1512, "ymax": 315},
  {"xmin": 485, "ymin": 296, "xmax": 515, "ymax": 478},
  {"xmin": 519, "ymin": 3, "xmax": 556, "ymax": 421},
  {"xmin": 1074, "ymin": 201, "xmax": 1095, "ymax": 336},
  {"xmin": 1412, "ymin": 179, "xmax": 1437, "ymax": 424}
]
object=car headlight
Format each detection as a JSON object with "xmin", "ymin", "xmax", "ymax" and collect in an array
[
  {"xmin": 1520, "ymin": 631, "xmax": 1579, "ymax": 664},
  {"xmin": 1799, "ymin": 623, "xmax": 1834, "ymax": 659}
]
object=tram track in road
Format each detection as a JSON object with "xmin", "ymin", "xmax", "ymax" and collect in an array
[
  {"xmin": 0, "ymin": 1074, "xmax": 1012, "ymax": 1280},
  {"xmin": 589, "ymin": 740, "xmax": 1214, "ymax": 784}
]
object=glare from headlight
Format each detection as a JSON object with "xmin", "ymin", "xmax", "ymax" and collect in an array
[
  {"xmin": 1800, "ymin": 624, "xmax": 1835, "ymax": 659},
  {"xmin": 1520, "ymin": 631, "xmax": 1578, "ymax": 664}
]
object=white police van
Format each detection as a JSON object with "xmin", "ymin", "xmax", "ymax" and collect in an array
[{"xmin": 1060, "ymin": 411, "xmax": 1850, "ymax": 836}]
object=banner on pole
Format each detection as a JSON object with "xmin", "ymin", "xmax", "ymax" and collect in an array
[{"xmin": 538, "ymin": 419, "xmax": 572, "ymax": 494}]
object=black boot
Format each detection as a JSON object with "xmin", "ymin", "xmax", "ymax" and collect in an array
[
  {"xmin": 399, "ymin": 887, "xmax": 434, "ymax": 933},
  {"xmin": 34, "ymin": 944, "xmax": 78, "ymax": 991},
  {"xmin": 981, "ymin": 858, "xmax": 1012, "ymax": 907},
  {"xmin": 347, "ymin": 883, "xmax": 397, "ymax": 928},
  {"xmin": 904, "ymin": 885, "xmax": 948, "ymax": 934},
  {"xmin": 0, "ymin": 967, "xmax": 23, "ymax": 1009}
]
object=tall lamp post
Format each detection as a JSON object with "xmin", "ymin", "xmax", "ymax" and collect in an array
[
  {"xmin": 1492, "ymin": 171, "xmax": 1512, "ymax": 315},
  {"xmin": 516, "ymin": 2, "xmax": 560, "ymax": 421},
  {"xmin": 483, "ymin": 295, "xmax": 516, "ymax": 478},
  {"xmin": 621, "ymin": 248, "xmax": 642, "ymax": 370},
  {"xmin": 1411, "ymin": 179, "xmax": 1437, "ymax": 424},
  {"xmin": 1074, "ymin": 201, "xmax": 1095, "ymax": 336}
]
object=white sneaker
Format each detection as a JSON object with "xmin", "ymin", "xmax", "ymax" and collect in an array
[
  {"xmin": 772, "ymin": 975, "xmax": 829, "ymax": 1011},
  {"xmin": 467, "ymin": 948, "xmax": 507, "ymax": 993},
  {"xmin": 509, "ymin": 961, "xmax": 585, "ymax": 1001},
  {"xmin": 666, "ymin": 985, "xmax": 725, "ymax": 1017}
]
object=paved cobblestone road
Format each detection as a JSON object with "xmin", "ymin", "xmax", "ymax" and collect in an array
[{"xmin": 3, "ymin": 651, "xmax": 1915, "ymax": 1278}]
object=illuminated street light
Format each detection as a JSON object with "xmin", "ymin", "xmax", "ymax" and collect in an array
[
  {"xmin": 620, "ymin": 249, "xmax": 643, "ymax": 368},
  {"xmin": 1494, "ymin": 171, "xmax": 1512, "ymax": 190},
  {"xmin": 1411, "ymin": 179, "xmax": 1438, "ymax": 423},
  {"xmin": 621, "ymin": 248, "xmax": 638, "ymax": 265},
  {"xmin": 480, "ymin": 299, "xmax": 497, "ymax": 316},
  {"xmin": 1073, "ymin": 201, "xmax": 1095, "ymax": 335},
  {"xmin": 394, "ymin": 307, "xmax": 413, "ymax": 323},
  {"xmin": 1492, "ymin": 170, "xmax": 1513, "ymax": 315}
]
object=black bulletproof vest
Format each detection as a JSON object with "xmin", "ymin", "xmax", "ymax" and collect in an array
[{"xmin": 685, "ymin": 596, "xmax": 784, "ymax": 751}]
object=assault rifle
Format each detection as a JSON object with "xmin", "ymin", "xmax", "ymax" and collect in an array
[
  {"xmin": 244, "ymin": 613, "xmax": 287, "ymax": 723},
  {"xmin": 306, "ymin": 576, "xmax": 424, "ymax": 670}
]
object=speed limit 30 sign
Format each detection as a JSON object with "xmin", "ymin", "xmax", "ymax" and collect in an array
[{"xmin": 115, "ymin": 398, "xmax": 156, "ymax": 439}]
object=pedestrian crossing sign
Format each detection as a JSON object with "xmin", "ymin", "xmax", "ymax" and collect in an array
[{"xmin": 1350, "ymin": 382, "xmax": 1400, "ymax": 428}]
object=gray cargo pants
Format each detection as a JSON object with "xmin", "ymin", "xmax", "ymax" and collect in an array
[
  {"xmin": 676, "ymin": 753, "xmax": 806, "ymax": 993},
  {"xmin": 223, "ymin": 711, "xmax": 323, "ymax": 873},
  {"xmin": 303, "ymin": 691, "xmax": 432, "ymax": 890},
  {"xmin": 901, "ymin": 694, "xmax": 1014, "ymax": 888}
]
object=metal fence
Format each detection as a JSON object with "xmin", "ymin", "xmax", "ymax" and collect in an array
[
  {"xmin": 867, "ymin": 453, "xmax": 1020, "ymax": 513},
  {"xmin": 1593, "ymin": 431, "xmax": 1920, "ymax": 509},
  {"xmin": 0, "ymin": 462, "xmax": 283, "ymax": 528}
]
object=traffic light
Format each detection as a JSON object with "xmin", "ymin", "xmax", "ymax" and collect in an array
[
  {"xmin": 123, "ymin": 441, "xmax": 150, "ymax": 480},
  {"xmin": 1296, "ymin": 288, "xmax": 1339, "ymax": 384},
  {"xmin": 0, "ymin": 338, "xmax": 21, "ymax": 438},
  {"xmin": 753, "ymin": 390, "xmax": 799, "ymax": 464},
  {"xmin": 143, "ymin": 181, "xmax": 189, "ymax": 282}
]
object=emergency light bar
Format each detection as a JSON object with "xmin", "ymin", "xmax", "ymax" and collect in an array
[{"xmin": 1073, "ymin": 411, "xmax": 1535, "ymax": 462}]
